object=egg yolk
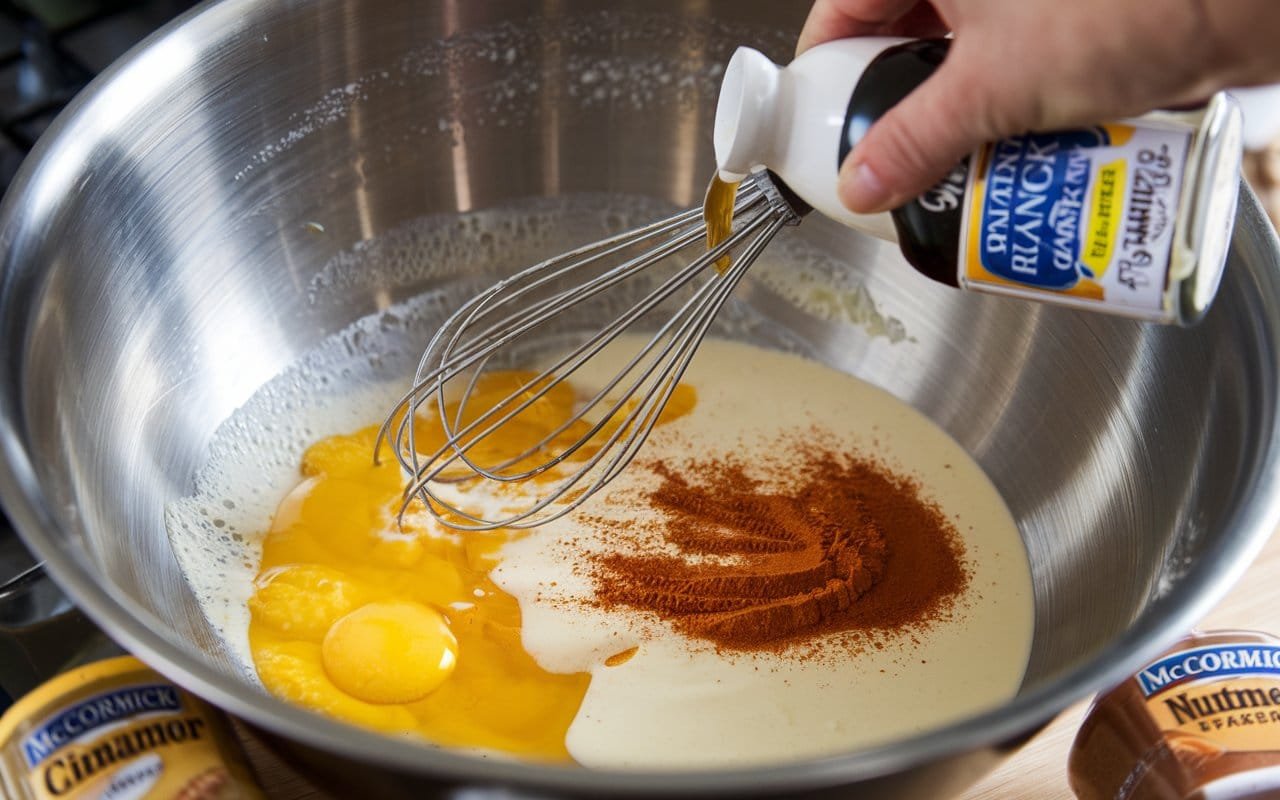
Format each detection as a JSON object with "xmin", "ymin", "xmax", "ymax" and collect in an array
[
  {"xmin": 248, "ymin": 372, "xmax": 695, "ymax": 762},
  {"xmin": 323, "ymin": 602, "xmax": 457, "ymax": 704}
]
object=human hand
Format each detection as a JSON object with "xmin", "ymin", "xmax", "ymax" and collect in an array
[{"xmin": 799, "ymin": 0, "xmax": 1280, "ymax": 214}]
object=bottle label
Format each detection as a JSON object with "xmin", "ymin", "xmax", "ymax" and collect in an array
[
  {"xmin": 0, "ymin": 656, "xmax": 262, "ymax": 800},
  {"xmin": 1137, "ymin": 642, "xmax": 1280, "ymax": 763},
  {"xmin": 958, "ymin": 123, "xmax": 1191, "ymax": 319}
]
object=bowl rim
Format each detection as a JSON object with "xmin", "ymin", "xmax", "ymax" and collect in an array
[{"xmin": 2, "ymin": 0, "xmax": 1279, "ymax": 793}]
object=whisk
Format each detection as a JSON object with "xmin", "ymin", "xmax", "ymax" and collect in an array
[{"xmin": 376, "ymin": 170, "xmax": 809, "ymax": 531}]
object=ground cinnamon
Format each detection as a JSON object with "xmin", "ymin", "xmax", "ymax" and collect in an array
[{"xmin": 592, "ymin": 441, "xmax": 969, "ymax": 652}]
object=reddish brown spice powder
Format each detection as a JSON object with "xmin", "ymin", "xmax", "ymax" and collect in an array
[{"xmin": 592, "ymin": 446, "xmax": 969, "ymax": 652}]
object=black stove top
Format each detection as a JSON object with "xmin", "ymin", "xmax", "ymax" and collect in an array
[
  {"xmin": 0, "ymin": 0, "xmax": 199, "ymax": 712},
  {"xmin": 0, "ymin": 0, "xmax": 195, "ymax": 186}
]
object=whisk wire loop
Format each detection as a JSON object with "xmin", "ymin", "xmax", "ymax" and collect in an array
[
  {"xmin": 377, "ymin": 187, "xmax": 770, "ymax": 477},
  {"xmin": 379, "ymin": 171, "xmax": 804, "ymax": 530},
  {"xmin": 397, "ymin": 213, "xmax": 780, "ymax": 529},
  {"xmin": 402, "ymin": 215, "xmax": 783, "ymax": 531},
  {"xmin": 419, "ymin": 205, "xmax": 777, "ymax": 485}
]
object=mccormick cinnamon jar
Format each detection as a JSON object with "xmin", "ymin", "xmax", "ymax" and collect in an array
[
  {"xmin": 1069, "ymin": 630, "xmax": 1280, "ymax": 799},
  {"xmin": 0, "ymin": 655, "xmax": 263, "ymax": 799}
]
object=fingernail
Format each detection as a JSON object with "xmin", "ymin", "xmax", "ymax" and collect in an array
[{"xmin": 841, "ymin": 161, "xmax": 893, "ymax": 214}]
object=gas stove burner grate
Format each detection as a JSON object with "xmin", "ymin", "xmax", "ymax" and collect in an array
[
  {"xmin": 0, "ymin": 0, "xmax": 195, "ymax": 188},
  {"xmin": 0, "ymin": 0, "xmax": 95, "ymax": 152}
]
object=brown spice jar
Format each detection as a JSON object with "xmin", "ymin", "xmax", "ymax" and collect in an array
[
  {"xmin": 0, "ymin": 656, "xmax": 263, "ymax": 800},
  {"xmin": 1069, "ymin": 630, "xmax": 1280, "ymax": 799}
]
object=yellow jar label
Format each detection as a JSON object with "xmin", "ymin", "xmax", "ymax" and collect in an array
[
  {"xmin": 0, "ymin": 656, "xmax": 261, "ymax": 800},
  {"xmin": 1138, "ymin": 642, "xmax": 1280, "ymax": 753},
  {"xmin": 958, "ymin": 123, "xmax": 1192, "ymax": 321}
]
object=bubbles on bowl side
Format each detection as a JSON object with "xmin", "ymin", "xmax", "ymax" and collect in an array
[{"xmin": 230, "ymin": 11, "xmax": 793, "ymax": 183}]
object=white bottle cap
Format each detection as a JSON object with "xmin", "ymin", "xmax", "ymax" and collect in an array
[
  {"xmin": 714, "ymin": 47, "xmax": 781, "ymax": 183},
  {"xmin": 712, "ymin": 42, "xmax": 904, "ymax": 242}
]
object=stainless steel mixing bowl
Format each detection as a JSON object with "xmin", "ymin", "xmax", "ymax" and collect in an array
[{"xmin": 2, "ymin": 1, "xmax": 1279, "ymax": 797}]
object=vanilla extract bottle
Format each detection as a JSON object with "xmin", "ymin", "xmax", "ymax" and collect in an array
[{"xmin": 713, "ymin": 38, "xmax": 1244, "ymax": 325}]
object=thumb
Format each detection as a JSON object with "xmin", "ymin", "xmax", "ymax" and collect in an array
[{"xmin": 838, "ymin": 45, "xmax": 1034, "ymax": 214}]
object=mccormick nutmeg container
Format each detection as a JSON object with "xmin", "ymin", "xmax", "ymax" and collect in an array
[
  {"xmin": 1068, "ymin": 630, "xmax": 1280, "ymax": 799},
  {"xmin": 0, "ymin": 655, "xmax": 263, "ymax": 800},
  {"xmin": 714, "ymin": 39, "xmax": 1244, "ymax": 325}
]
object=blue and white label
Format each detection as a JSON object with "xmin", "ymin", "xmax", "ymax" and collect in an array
[
  {"xmin": 1136, "ymin": 643, "xmax": 1280, "ymax": 698},
  {"xmin": 960, "ymin": 122, "xmax": 1192, "ymax": 320},
  {"xmin": 21, "ymin": 684, "xmax": 183, "ymax": 769},
  {"xmin": 975, "ymin": 130, "xmax": 1102, "ymax": 287}
]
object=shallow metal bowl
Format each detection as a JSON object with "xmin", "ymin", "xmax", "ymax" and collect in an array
[{"xmin": 2, "ymin": 1, "xmax": 1279, "ymax": 797}]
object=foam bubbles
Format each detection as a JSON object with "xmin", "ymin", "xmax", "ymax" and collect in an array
[{"xmin": 751, "ymin": 232, "xmax": 911, "ymax": 344}]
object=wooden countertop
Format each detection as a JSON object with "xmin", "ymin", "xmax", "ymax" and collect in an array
[
  {"xmin": 965, "ymin": 155, "xmax": 1280, "ymax": 798},
  {"xmin": 962, "ymin": 527, "xmax": 1280, "ymax": 799},
  {"xmin": 235, "ymin": 527, "xmax": 1280, "ymax": 799}
]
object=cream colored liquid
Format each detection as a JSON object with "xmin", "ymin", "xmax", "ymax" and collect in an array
[
  {"xmin": 492, "ymin": 336, "xmax": 1034, "ymax": 769},
  {"xmin": 167, "ymin": 319, "xmax": 1032, "ymax": 769}
]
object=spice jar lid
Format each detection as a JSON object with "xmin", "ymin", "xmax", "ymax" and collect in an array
[
  {"xmin": 1176, "ymin": 93, "xmax": 1244, "ymax": 325},
  {"xmin": 1068, "ymin": 629, "xmax": 1280, "ymax": 800}
]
